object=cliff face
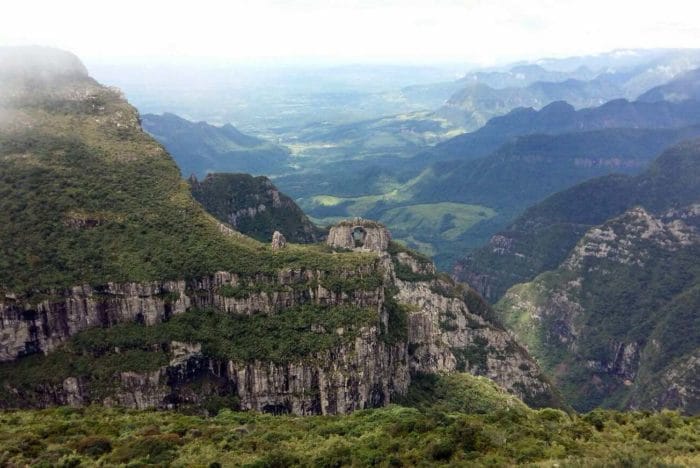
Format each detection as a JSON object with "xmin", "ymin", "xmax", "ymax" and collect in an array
[
  {"xmin": 0, "ymin": 236, "xmax": 559, "ymax": 413},
  {"xmin": 0, "ymin": 267, "xmax": 381, "ymax": 362},
  {"xmin": 496, "ymin": 205, "xmax": 700, "ymax": 413}
]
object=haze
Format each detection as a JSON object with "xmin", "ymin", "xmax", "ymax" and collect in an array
[{"xmin": 2, "ymin": 0, "xmax": 700, "ymax": 65}]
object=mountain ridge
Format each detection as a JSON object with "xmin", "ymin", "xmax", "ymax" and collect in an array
[
  {"xmin": 454, "ymin": 138, "xmax": 700, "ymax": 300},
  {"xmin": 141, "ymin": 112, "xmax": 291, "ymax": 177},
  {"xmin": 495, "ymin": 203, "xmax": 700, "ymax": 412}
]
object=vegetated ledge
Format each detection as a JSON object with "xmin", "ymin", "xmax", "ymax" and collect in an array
[
  {"xmin": 0, "ymin": 304, "xmax": 398, "ymax": 412},
  {"xmin": 0, "ymin": 260, "xmax": 407, "ymax": 415}
]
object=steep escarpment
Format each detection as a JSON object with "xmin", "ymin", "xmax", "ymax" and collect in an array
[
  {"xmin": 0, "ymin": 47, "xmax": 558, "ymax": 414},
  {"xmin": 189, "ymin": 173, "xmax": 324, "ymax": 244},
  {"xmin": 496, "ymin": 205, "xmax": 700, "ymax": 413},
  {"xmin": 0, "ymin": 236, "xmax": 560, "ymax": 413}
]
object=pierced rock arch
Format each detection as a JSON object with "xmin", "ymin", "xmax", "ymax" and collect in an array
[{"xmin": 326, "ymin": 218, "xmax": 391, "ymax": 252}]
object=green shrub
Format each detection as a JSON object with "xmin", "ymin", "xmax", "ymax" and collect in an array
[
  {"xmin": 427, "ymin": 438, "xmax": 454, "ymax": 461},
  {"xmin": 107, "ymin": 434, "xmax": 182, "ymax": 465},
  {"xmin": 74, "ymin": 436, "xmax": 113, "ymax": 458}
]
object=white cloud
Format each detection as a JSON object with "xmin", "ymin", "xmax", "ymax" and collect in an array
[{"xmin": 1, "ymin": 0, "xmax": 699, "ymax": 64}]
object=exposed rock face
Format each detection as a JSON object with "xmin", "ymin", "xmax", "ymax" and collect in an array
[
  {"xmin": 388, "ymin": 258, "xmax": 555, "ymax": 407},
  {"xmin": 1, "ymin": 226, "xmax": 558, "ymax": 414},
  {"xmin": 0, "ymin": 267, "xmax": 384, "ymax": 362},
  {"xmin": 327, "ymin": 219, "xmax": 391, "ymax": 252},
  {"xmin": 496, "ymin": 205, "xmax": 700, "ymax": 413},
  {"xmin": 271, "ymin": 231, "xmax": 287, "ymax": 250}
]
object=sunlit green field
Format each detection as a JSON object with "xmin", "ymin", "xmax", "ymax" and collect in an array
[
  {"xmin": 307, "ymin": 196, "xmax": 496, "ymax": 261},
  {"xmin": 381, "ymin": 203, "xmax": 496, "ymax": 241}
]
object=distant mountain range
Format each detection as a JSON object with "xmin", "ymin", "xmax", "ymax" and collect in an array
[
  {"xmin": 437, "ymin": 75, "xmax": 623, "ymax": 129},
  {"xmin": 438, "ymin": 49, "xmax": 700, "ymax": 131},
  {"xmin": 638, "ymin": 68, "xmax": 700, "ymax": 103},
  {"xmin": 455, "ymin": 63, "xmax": 599, "ymax": 89},
  {"xmin": 414, "ymin": 125, "xmax": 700, "ymax": 211},
  {"xmin": 141, "ymin": 113, "xmax": 290, "ymax": 177},
  {"xmin": 430, "ymin": 98, "xmax": 700, "ymax": 162}
]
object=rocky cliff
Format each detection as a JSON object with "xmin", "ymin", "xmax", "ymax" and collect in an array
[
  {"xmin": 496, "ymin": 205, "xmax": 700, "ymax": 413},
  {"xmin": 0, "ymin": 232, "xmax": 560, "ymax": 413},
  {"xmin": 454, "ymin": 138, "xmax": 700, "ymax": 302}
]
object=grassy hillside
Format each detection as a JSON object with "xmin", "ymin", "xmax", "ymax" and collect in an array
[
  {"xmin": 0, "ymin": 48, "xmax": 372, "ymax": 294},
  {"xmin": 456, "ymin": 139, "xmax": 700, "ymax": 301}
]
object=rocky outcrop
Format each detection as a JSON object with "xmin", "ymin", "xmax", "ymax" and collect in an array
[
  {"xmin": 271, "ymin": 231, "xmax": 287, "ymax": 250},
  {"xmin": 390, "ymin": 266, "xmax": 556, "ymax": 407},
  {"xmin": 628, "ymin": 351, "xmax": 700, "ymax": 413},
  {"xmin": 327, "ymin": 219, "xmax": 391, "ymax": 252}
]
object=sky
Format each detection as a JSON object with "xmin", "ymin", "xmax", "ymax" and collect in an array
[{"xmin": 2, "ymin": 0, "xmax": 700, "ymax": 65}]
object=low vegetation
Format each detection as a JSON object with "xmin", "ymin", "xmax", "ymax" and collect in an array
[{"xmin": 1, "ymin": 375, "xmax": 698, "ymax": 466}]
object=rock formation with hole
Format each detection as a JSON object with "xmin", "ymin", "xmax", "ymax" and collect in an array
[{"xmin": 326, "ymin": 218, "xmax": 391, "ymax": 252}]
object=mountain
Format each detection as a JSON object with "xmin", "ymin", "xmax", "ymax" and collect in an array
[
  {"xmin": 0, "ymin": 47, "xmax": 558, "ymax": 413},
  {"xmin": 496, "ymin": 204, "xmax": 700, "ymax": 413},
  {"xmin": 439, "ymin": 50, "xmax": 700, "ymax": 131},
  {"xmin": 454, "ymin": 139, "xmax": 700, "ymax": 301},
  {"xmin": 414, "ymin": 126, "xmax": 700, "ymax": 210},
  {"xmin": 638, "ymin": 67, "xmax": 700, "ymax": 103},
  {"xmin": 430, "ymin": 98, "xmax": 700, "ymax": 162},
  {"xmin": 141, "ymin": 112, "xmax": 291, "ymax": 177},
  {"xmin": 455, "ymin": 63, "xmax": 598, "ymax": 90},
  {"xmin": 437, "ymin": 75, "xmax": 625, "ymax": 130},
  {"xmin": 190, "ymin": 173, "xmax": 324, "ymax": 243},
  {"xmin": 296, "ymin": 125, "xmax": 700, "ymax": 271}
]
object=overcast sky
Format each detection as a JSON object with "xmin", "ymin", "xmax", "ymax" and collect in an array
[{"xmin": 2, "ymin": 0, "xmax": 700, "ymax": 65}]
